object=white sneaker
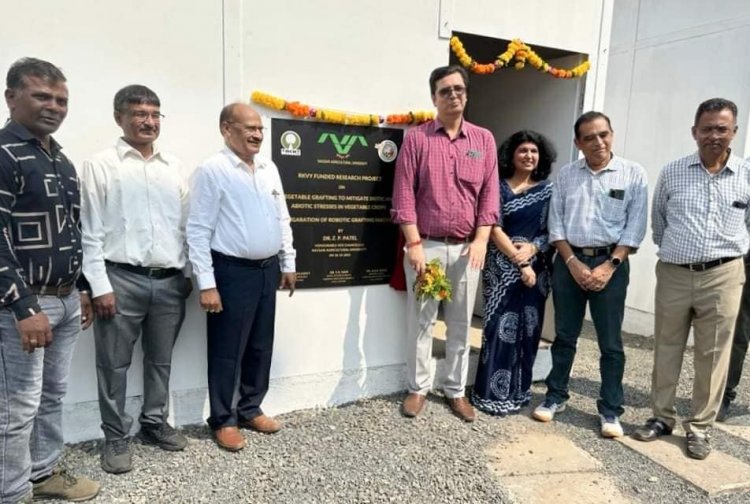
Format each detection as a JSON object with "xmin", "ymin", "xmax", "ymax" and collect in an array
[
  {"xmin": 532, "ymin": 400, "xmax": 566, "ymax": 422},
  {"xmin": 600, "ymin": 415, "xmax": 624, "ymax": 438}
]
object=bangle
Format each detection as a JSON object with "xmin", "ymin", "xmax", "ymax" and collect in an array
[
  {"xmin": 565, "ymin": 255, "xmax": 576, "ymax": 265},
  {"xmin": 406, "ymin": 240, "xmax": 422, "ymax": 249}
]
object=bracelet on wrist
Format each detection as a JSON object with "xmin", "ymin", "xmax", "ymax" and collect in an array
[
  {"xmin": 406, "ymin": 239, "xmax": 422, "ymax": 249},
  {"xmin": 565, "ymin": 255, "xmax": 576, "ymax": 265}
]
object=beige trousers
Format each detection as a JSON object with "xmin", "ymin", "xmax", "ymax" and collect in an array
[
  {"xmin": 652, "ymin": 259, "xmax": 745, "ymax": 435},
  {"xmin": 403, "ymin": 240, "xmax": 480, "ymax": 398}
]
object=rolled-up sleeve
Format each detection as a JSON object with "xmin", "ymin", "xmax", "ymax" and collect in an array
[
  {"xmin": 548, "ymin": 173, "xmax": 566, "ymax": 243},
  {"xmin": 618, "ymin": 163, "xmax": 648, "ymax": 249},
  {"xmin": 475, "ymin": 132, "xmax": 499, "ymax": 227},
  {"xmin": 390, "ymin": 131, "xmax": 418, "ymax": 225},
  {"xmin": 651, "ymin": 169, "xmax": 668, "ymax": 247}
]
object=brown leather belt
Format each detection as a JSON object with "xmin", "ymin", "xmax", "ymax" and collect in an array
[
  {"xmin": 422, "ymin": 235, "xmax": 472, "ymax": 245},
  {"xmin": 678, "ymin": 256, "xmax": 740, "ymax": 272},
  {"xmin": 28, "ymin": 283, "xmax": 75, "ymax": 297},
  {"xmin": 106, "ymin": 260, "xmax": 181, "ymax": 279},
  {"xmin": 570, "ymin": 244, "xmax": 616, "ymax": 257}
]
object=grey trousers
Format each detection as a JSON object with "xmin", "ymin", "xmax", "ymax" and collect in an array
[
  {"xmin": 94, "ymin": 265, "xmax": 188, "ymax": 440},
  {"xmin": 0, "ymin": 292, "xmax": 81, "ymax": 504}
]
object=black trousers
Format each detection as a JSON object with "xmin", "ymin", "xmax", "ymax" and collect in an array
[
  {"xmin": 726, "ymin": 260, "xmax": 750, "ymax": 401},
  {"xmin": 206, "ymin": 251, "xmax": 279, "ymax": 429}
]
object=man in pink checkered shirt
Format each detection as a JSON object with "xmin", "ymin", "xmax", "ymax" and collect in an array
[{"xmin": 391, "ymin": 65, "xmax": 499, "ymax": 422}]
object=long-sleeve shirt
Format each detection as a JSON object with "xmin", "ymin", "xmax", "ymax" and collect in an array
[
  {"xmin": 548, "ymin": 155, "xmax": 648, "ymax": 249},
  {"xmin": 187, "ymin": 147, "xmax": 296, "ymax": 290},
  {"xmin": 79, "ymin": 138, "xmax": 190, "ymax": 297},
  {"xmin": 390, "ymin": 119, "xmax": 499, "ymax": 238},
  {"xmin": 652, "ymin": 152, "xmax": 750, "ymax": 264},
  {"xmin": 0, "ymin": 121, "xmax": 84, "ymax": 319}
]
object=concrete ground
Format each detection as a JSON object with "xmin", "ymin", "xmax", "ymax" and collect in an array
[{"xmin": 54, "ymin": 320, "xmax": 750, "ymax": 503}]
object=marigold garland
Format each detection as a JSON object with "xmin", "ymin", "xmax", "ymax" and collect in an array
[
  {"xmin": 251, "ymin": 91, "xmax": 435, "ymax": 127},
  {"xmin": 450, "ymin": 36, "xmax": 590, "ymax": 79}
]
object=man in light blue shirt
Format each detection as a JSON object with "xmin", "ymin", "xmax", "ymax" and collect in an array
[{"xmin": 532, "ymin": 111, "xmax": 648, "ymax": 439}]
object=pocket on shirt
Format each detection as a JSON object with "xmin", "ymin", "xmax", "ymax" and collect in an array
[
  {"xmin": 600, "ymin": 193, "xmax": 627, "ymax": 222},
  {"xmin": 723, "ymin": 206, "xmax": 746, "ymax": 235},
  {"xmin": 457, "ymin": 164, "xmax": 483, "ymax": 190}
]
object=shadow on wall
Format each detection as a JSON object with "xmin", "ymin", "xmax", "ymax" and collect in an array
[{"xmin": 328, "ymin": 288, "xmax": 407, "ymax": 405}]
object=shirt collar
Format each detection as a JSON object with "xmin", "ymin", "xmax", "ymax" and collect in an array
[
  {"xmin": 688, "ymin": 149, "xmax": 739, "ymax": 173},
  {"xmin": 115, "ymin": 137, "xmax": 161, "ymax": 161},
  {"xmin": 5, "ymin": 120, "xmax": 62, "ymax": 153},
  {"xmin": 581, "ymin": 153, "xmax": 618, "ymax": 172},
  {"xmin": 432, "ymin": 117, "xmax": 467, "ymax": 138},
  {"xmin": 221, "ymin": 146, "xmax": 266, "ymax": 171}
]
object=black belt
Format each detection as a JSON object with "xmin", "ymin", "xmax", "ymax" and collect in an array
[
  {"xmin": 28, "ymin": 283, "xmax": 75, "ymax": 297},
  {"xmin": 571, "ymin": 244, "xmax": 616, "ymax": 257},
  {"xmin": 106, "ymin": 261, "xmax": 181, "ymax": 279},
  {"xmin": 211, "ymin": 250, "xmax": 277, "ymax": 268},
  {"xmin": 422, "ymin": 234, "xmax": 472, "ymax": 245},
  {"xmin": 678, "ymin": 256, "xmax": 740, "ymax": 272}
]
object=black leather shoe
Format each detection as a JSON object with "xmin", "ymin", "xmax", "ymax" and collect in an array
[
  {"xmin": 632, "ymin": 418, "xmax": 672, "ymax": 442},
  {"xmin": 686, "ymin": 432, "xmax": 711, "ymax": 460},
  {"xmin": 716, "ymin": 395, "xmax": 731, "ymax": 423}
]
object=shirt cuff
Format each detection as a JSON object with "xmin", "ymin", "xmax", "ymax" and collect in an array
[
  {"xmin": 89, "ymin": 276, "xmax": 114, "ymax": 299},
  {"xmin": 196, "ymin": 272, "xmax": 217, "ymax": 290},
  {"xmin": 280, "ymin": 257, "xmax": 296, "ymax": 273},
  {"xmin": 11, "ymin": 295, "xmax": 42, "ymax": 321}
]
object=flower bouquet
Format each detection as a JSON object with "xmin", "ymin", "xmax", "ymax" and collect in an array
[{"xmin": 414, "ymin": 258, "xmax": 452, "ymax": 302}]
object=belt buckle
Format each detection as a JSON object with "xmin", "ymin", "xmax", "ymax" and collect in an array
[
  {"xmin": 147, "ymin": 267, "xmax": 160, "ymax": 278},
  {"xmin": 688, "ymin": 263, "xmax": 703, "ymax": 272},
  {"xmin": 581, "ymin": 248, "xmax": 595, "ymax": 257}
]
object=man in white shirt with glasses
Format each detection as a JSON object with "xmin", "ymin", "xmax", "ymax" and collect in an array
[{"xmin": 81, "ymin": 85, "xmax": 191, "ymax": 474}]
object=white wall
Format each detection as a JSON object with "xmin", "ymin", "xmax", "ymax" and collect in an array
[
  {"xmin": 605, "ymin": 0, "xmax": 750, "ymax": 334},
  {"xmin": 1, "ymin": 0, "xmax": 609, "ymax": 441}
]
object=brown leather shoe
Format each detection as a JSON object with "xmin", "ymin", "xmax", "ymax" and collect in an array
[
  {"xmin": 213, "ymin": 426, "xmax": 246, "ymax": 451},
  {"xmin": 448, "ymin": 397, "xmax": 476, "ymax": 422},
  {"xmin": 402, "ymin": 393, "xmax": 427, "ymax": 417},
  {"xmin": 238, "ymin": 414, "xmax": 282, "ymax": 434}
]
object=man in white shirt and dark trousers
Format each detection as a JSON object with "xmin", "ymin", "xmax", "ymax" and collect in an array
[
  {"xmin": 187, "ymin": 103, "xmax": 296, "ymax": 452},
  {"xmin": 634, "ymin": 98, "xmax": 750, "ymax": 460},
  {"xmin": 81, "ymin": 85, "xmax": 191, "ymax": 474}
]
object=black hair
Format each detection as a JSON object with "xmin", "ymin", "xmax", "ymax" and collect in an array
[
  {"xmin": 429, "ymin": 65, "xmax": 469, "ymax": 95},
  {"xmin": 113, "ymin": 84, "xmax": 160, "ymax": 112},
  {"xmin": 574, "ymin": 111, "xmax": 612, "ymax": 139},
  {"xmin": 694, "ymin": 98, "xmax": 737, "ymax": 125},
  {"xmin": 6, "ymin": 57, "xmax": 65, "ymax": 89},
  {"xmin": 498, "ymin": 130, "xmax": 557, "ymax": 181}
]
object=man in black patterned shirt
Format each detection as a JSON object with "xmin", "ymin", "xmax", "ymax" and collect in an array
[{"xmin": 0, "ymin": 58, "xmax": 99, "ymax": 503}]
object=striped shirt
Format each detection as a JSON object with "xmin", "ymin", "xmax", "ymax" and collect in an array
[
  {"xmin": 548, "ymin": 155, "xmax": 648, "ymax": 248},
  {"xmin": 390, "ymin": 119, "xmax": 499, "ymax": 238},
  {"xmin": 652, "ymin": 152, "xmax": 750, "ymax": 264},
  {"xmin": 0, "ymin": 121, "xmax": 85, "ymax": 319}
]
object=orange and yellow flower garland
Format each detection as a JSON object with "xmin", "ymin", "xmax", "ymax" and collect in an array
[
  {"xmin": 251, "ymin": 91, "xmax": 435, "ymax": 127},
  {"xmin": 450, "ymin": 36, "xmax": 590, "ymax": 79}
]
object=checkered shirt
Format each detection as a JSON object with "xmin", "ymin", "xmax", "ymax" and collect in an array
[
  {"xmin": 548, "ymin": 155, "xmax": 648, "ymax": 248},
  {"xmin": 652, "ymin": 152, "xmax": 750, "ymax": 264}
]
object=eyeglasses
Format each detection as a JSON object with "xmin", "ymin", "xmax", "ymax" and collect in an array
[
  {"xmin": 128, "ymin": 111, "xmax": 165, "ymax": 122},
  {"xmin": 696, "ymin": 125, "xmax": 735, "ymax": 136},
  {"xmin": 436, "ymin": 85, "xmax": 466, "ymax": 98},
  {"xmin": 225, "ymin": 121, "xmax": 264, "ymax": 134}
]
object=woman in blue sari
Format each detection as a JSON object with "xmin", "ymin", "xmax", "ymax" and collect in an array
[{"xmin": 471, "ymin": 130, "xmax": 556, "ymax": 415}]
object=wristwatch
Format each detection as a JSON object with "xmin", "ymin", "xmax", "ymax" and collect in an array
[{"xmin": 609, "ymin": 256, "xmax": 622, "ymax": 268}]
